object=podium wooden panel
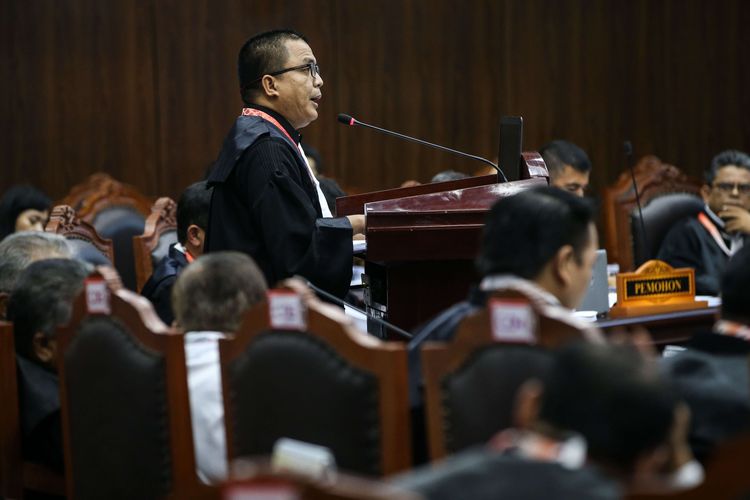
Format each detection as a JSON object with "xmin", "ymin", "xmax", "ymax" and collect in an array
[{"xmin": 337, "ymin": 154, "xmax": 548, "ymax": 336}]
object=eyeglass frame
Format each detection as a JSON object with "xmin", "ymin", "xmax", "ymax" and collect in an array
[
  {"xmin": 245, "ymin": 62, "xmax": 321, "ymax": 88},
  {"xmin": 711, "ymin": 181, "xmax": 750, "ymax": 195}
]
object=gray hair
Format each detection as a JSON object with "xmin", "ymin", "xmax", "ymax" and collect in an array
[{"xmin": 0, "ymin": 231, "xmax": 72, "ymax": 293}]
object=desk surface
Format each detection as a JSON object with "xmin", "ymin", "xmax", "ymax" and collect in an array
[{"xmin": 597, "ymin": 306, "xmax": 720, "ymax": 345}]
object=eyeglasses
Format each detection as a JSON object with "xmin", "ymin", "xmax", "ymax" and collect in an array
[
  {"xmin": 248, "ymin": 62, "xmax": 321, "ymax": 86},
  {"xmin": 712, "ymin": 182, "xmax": 750, "ymax": 195}
]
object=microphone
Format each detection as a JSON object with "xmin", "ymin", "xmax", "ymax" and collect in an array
[
  {"xmin": 337, "ymin": 113, "xmax": 508, "ymax": 182},
  {"xmin": 625, "ymin": 141, "xmax": 649, "ymax": 265},
  {"xmin": 303, "ymin": 279, "xmax": 414, "ymax": 340}
]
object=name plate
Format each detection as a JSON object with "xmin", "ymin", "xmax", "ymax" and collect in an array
[{"xmin": 610, "ymin": 260, "xmax": 707, "ymax": 318}]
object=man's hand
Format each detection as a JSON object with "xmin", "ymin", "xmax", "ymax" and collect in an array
[
  {"xmin": 346, "ymin": 214, "xmax": 366, "ymax": 235},
  {"xmin": 719, "ymin": 205, "xmax": 750, "ymax": 234}
]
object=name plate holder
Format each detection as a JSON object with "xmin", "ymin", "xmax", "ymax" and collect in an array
[{"xmin": 609, "ymin": 260, "xmax": 708, "ymax": 318}]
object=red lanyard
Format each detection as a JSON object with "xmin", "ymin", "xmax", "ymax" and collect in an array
[
  {"xmin": 697, "ymin": 212, "xmax": 732, "ymax": 256},
  {"xmin": 241, "ymin": 108, "xmax": 296, "ymax": 146}
]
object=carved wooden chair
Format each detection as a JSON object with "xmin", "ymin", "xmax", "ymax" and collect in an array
[
  {"xmin": 56, "ymin": 269, "xmax": 217, "ymax": 499},
  {"xmin": 222, "ymin": 460, "xmax": 419, "ymax": 500},
  {"xmin": 60, "ymin": 173, "xmax": 154, "ymax": 290},
  {"xmin": 133, "ymin": 197, "xmax": 178, "ymax": 292},
  {"xmin": 0, "ymin": 321, "xmax": 66, "ymax": 498},
  {"xmin": 421, "ymin": 289, "xmax": 595, "ymax": 461},
  {"xmin": 45, "ymin": 204, "xmax": 114, "ymax": 265},
  {"xmin": 219, "ymin": 288, "xmax": 411, "ymax": 477},
  {"xmin": 601, "ymin": 155, "xmax": 702, "ymax": 271}
]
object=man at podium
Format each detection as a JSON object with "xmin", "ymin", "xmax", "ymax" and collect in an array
[{"xmin": 205, "ymin": 30, "xmax": 365, "ymax": 299}]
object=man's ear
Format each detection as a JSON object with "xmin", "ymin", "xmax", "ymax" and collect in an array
[
  {"xmin": 513, "ymin": 379, "xmax": 544, "ymax": 429},
  {"xmin": 552, "ymin": 244, "xmax": 576, "ymax": 287},
  {"xmin": 700, "ymin": 184, "xmax": 712, "ymax": 203},
  {"xmin": 186, "ymin": 224, "xmax": 205, "ymax": 250},
  {"xmin": 0, "ymin": 291, "xmax": 9, "ymax": 320},
  {"xmin": 32, "ymin": 331, "xmax": 56, "ymax": 366},
  {"xmin": 261, "ymin": 75, "xmax": 280, "ymax": 98}
]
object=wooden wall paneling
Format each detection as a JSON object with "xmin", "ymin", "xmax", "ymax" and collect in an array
[{"xmin": 1, "ymin": 0, "xmax": 160, "ymax": 200}]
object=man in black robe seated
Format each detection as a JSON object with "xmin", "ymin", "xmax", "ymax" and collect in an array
[
  {"xmin": 141, "ymin": 180, "xmax": 211, "ymax": 325},
  {"xmin": 657, "ymin": 149, "xmax": 750, "ymax": 295},
  {"xmin": 661, "ymin": 244, "xmax": 750, "ymax": 463},
  {"xmin": 205, "ymin": 29, "xmax": 365, "ymax": 299},
  {"xmin": 7, "ymin": 258, "xmax": 90, "ymax": 473},
  {"xmin": 394, "ymin": 342, "xmax": 699, "ymax": 499}
]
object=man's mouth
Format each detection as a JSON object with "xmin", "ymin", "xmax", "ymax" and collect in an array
[{"xmin": 311, "ymin": 95, "xmax": 321, "ymax": 107}]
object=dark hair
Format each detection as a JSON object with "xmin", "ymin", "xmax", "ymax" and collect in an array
[
  {"xmin": 172, "ymin": 251, "xmax": 267, "ymax": 332},
  {"xmin": 721, "ymin": 245, "xmax": 750, "ymax": 322},
  {"xmin": 176, "ymin": 181, "xmax": 212, "ymax": 244},
  {"xmin": 476, "ymin": 186, "xmax": 596, "ymax": 279},
  {"xmin": 0, "ymin": 185, "xmax": 52, "ymax": 239},
  {"xmin": 238, "ymin": 29, "xmax": 309, "ymax": 105},
  {"xmin": 431, "ymin": 170, "xmax": 469, "ymax": 183},
  {"xmin": 540, "ymin": 341, "xmax": 677, "ymax": 475},
  {"xmin": 539, "ymin": 140, "xmax": 592, "ymax": 176},
  {"xmin": 704, "ymin": 149, "xmax": 750, "ymax": 185},
  {"xmin": 7, "ymin": 258, "xmax": 90, "ymax": 360}
]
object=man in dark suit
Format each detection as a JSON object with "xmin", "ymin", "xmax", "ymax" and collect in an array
[
  {"xmin": 394, "ymin": 342, "xmax": 696, "ymax": 499},
  {"xmin": 141, "ymin": 180, "xmax": 211, "ymax": 325},
  {"xmin": 7, "ymin": 258, "xmax": 90, "ymax": 473}
]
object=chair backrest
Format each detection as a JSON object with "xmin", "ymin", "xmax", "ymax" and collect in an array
[
  {"xmin": 630, "ymin": 193, "xmax": 705, "ymax": 267},
  {"xmin": 421, "ymin": 289, "xmax": 595, "ymax": 460},
  {"xmin": 60, "ymin": 174, "xmax": 153, "ymax": 290},
  {"xmin": 0, "ymin": 322, "xmax": 66, "ymax": 498},
  {"xmin": 45, "ymin": 204, "xmax": 114, "ymax": 265},
  {"xmin": 56, "ymin": 270, "xmax": 215, "ymax": 499},
  {"xmin": 601, "ymin": 155, "xmax": 702, "ymax": 271},
  {"xmin": 219, "ymin": 290, "xmax": 411, "ymax": 477},
  {"xmin": 221, "ymin": 460, "xmax": 419, "ymax": 500},
  {"xmin": 133, "ymin": 197, "xmax": 178, "ymax": 292}
]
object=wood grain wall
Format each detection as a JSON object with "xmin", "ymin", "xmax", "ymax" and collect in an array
[{"xmin": 2, "ymin": 0, "xmax": 749, "ymax": 201}]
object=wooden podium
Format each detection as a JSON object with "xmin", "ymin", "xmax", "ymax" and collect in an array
[{"xmin": 336, "ymin": 153, "xmax": 549, "ymax": 337}]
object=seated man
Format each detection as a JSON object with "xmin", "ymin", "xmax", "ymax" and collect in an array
[
  {"xmin": 141, "ymin": 180, "xmax": 212, "ymax": 325},
  {"xmin": 394, "ymin": 342, "xmax": 698, "ymax": 499},
  {"xmin": 410, "ymin": 186, "xmax": 601, "ymax": 350},
  {"xmin": 7, "ymin": 258, "xmax": 90, "ymax": 472},
  {"xmin": 171, "ymin": 251, "xmax": 268, "ymax": 483},
  {"xmin": 657, "ymin": 149, "xmax": 750, "ymax": 295},
  {"xmin": 661, "ymin": 244, "xmax": 750, "ymax": 462},
  {"xmin": 539, "ymin": 140, "xmax": 592, "ymax": 197},
  {"xmin": 0, "ymin": 231, "xmax": 71, "ymax": 319}
]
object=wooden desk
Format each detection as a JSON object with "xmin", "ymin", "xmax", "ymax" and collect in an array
[{"xmin": 598, "ymin": 306, "xmax": 719, "ymax": 346}]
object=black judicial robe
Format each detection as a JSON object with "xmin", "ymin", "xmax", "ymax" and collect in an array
[
  {"xmin": 206, "ymin": 107, "xmax": 353, "ymax": 298},
  {"xmin": 140, "ymin": 243, "xmax": 189, "ymax": 325}
]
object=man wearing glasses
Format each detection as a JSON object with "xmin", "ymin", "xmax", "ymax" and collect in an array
[
  {"xmin": 205, "ymin": 30, "xmax": 365, "ymax": 299},
  {"xmin": 658, "ymin": 149, "xmax": 750, "ymax": 295}
]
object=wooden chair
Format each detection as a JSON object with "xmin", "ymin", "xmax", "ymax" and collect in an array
[
  {"xmin": 133, "ymin": 197, "xmax": 178, "ymax": 292},
  {"xmin": 60, "ymin": 173, "xmax": 154, "ymax": 290},
  {"xmin": 601, "ymin": 156, "xmax": 702, "ymax": 271},
  {"xmin": 0, "ymin": 322, "xmax": 66, "ymax": 499},
  {"xmin": 221, "ymin": 459, "xmax": 419, "ymax": 500},
  {"xmin": 56, "ymin": 269, "xmax": 217, "ymax": 499},
  {"xmin": 421, "ymin": 289, "xmax": 595, "ymax": 461},
  {"xmin": 628, "ymin": 433, "xmax": 750, "ymax": 499},
  {"xmin": 60, "ymin": 172, "xmax": 153, "ymax": 223},
  {"xmin": 219, "ymin": 289, "xmax": 411, "ymax": 477},
  {"xmin": 45, "ymin": 204, "xmax": 114, "ymax": 265}
]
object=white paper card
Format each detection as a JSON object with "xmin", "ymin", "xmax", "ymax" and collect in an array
[
  {"xmin": 85, "ymin": 279, "xmax": 111, "ymax": 315},
  {"xmin": 268, "ymin": 292, "xmax": 307, "ymax": 331},
  {"xmin": 489, "ymin": 299, "xmax": 536, "ymax": 343}
]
